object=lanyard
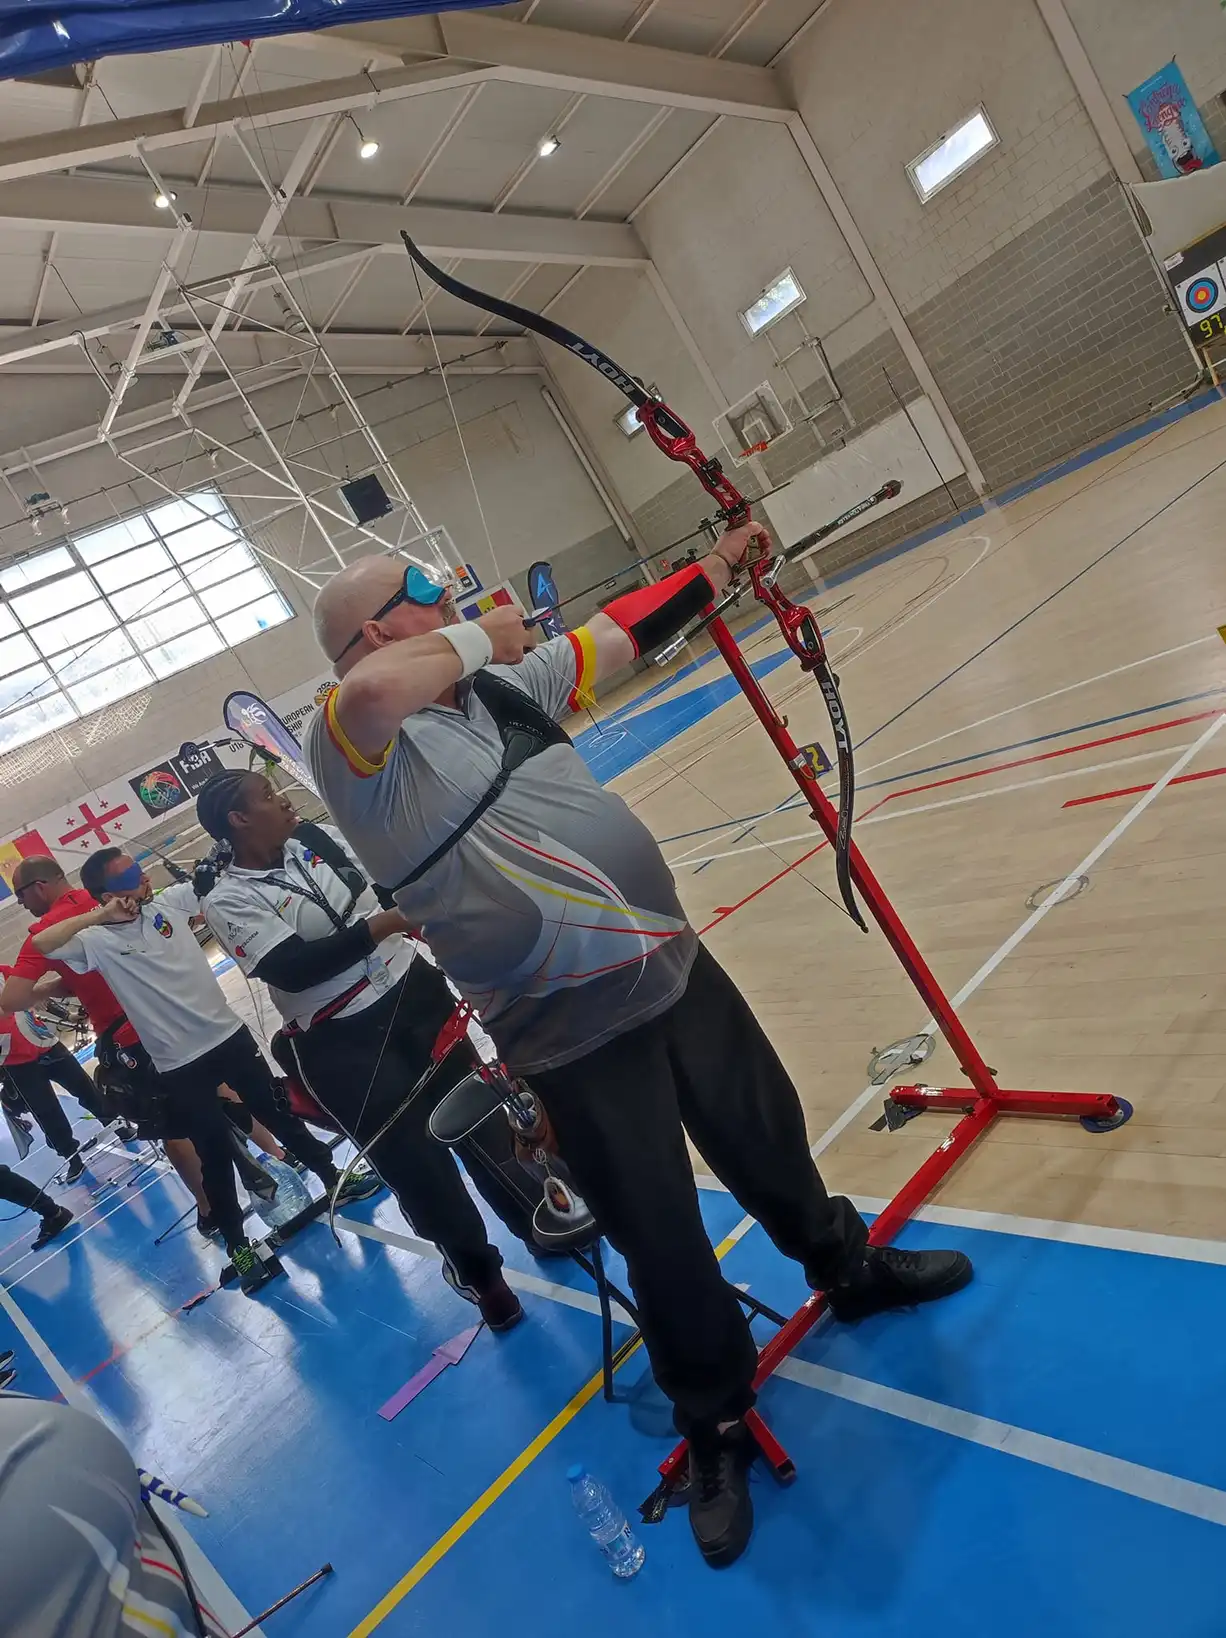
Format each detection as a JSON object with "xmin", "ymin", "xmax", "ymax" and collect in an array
[{"xmin": 249, "ymin": 849, "xmax": 357, "ymax": 934}]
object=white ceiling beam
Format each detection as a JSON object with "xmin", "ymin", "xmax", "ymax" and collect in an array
[
  {"xmin": 0, "ymin": 243, "xmax": 380, "ymax": 367},
  {"xmin": 0, "ymin": 22, "xmax": 788, "ymax": 185},
  {"xmin": 328, "ymin": 12, "xmax": 787, "ymax": 115},
  {"xmin": 0, "ymin": 173, "xmax": 648, "ymax": 265},
  {"xmin": 0, "ymin": 331, "xmax": 540, "ymax": 375},
  {"xmin": 0, "ymin": 61, "xmax": 486, "ymax": 183}
]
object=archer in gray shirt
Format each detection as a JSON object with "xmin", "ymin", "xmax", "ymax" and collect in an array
[{"xmin": 305, "ymin": 543, "xmax": 972, "ymax": 1571}]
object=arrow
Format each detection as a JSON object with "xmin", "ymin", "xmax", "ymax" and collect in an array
[{"xmin": 378, "ymin": 1323, "xmax": 482, "ymax": 1421}]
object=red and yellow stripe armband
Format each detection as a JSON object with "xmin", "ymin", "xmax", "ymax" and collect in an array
[
  {"xmin": 323, "ymin": 686, "xmax": 393, "ymax": 778},
  {"xmin": 600, "ymin": 563, "xmax": 715, "ymax": 659}
]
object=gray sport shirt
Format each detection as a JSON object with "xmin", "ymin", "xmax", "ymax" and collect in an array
[{"xmin": 304, "ymin": 634, "xmax": 697, "ymax": 1074}]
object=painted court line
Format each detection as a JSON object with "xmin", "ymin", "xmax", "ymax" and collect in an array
[
  {"xmin": 776, "ymin": 1357, "xmax": 1226, "ymax": 1529},
  {"xmin": 335, "ymin": 1215, "xmax": 635, "ymax": 1326},
  {"xmin": 672, "ymin": 739, "xmax": 1196, "ymax": 870},
  {"xmin": 857, "ymin": 634, "xmax": 1218, "ymax": 778},
  {"xmin": 665, "ymin": 635, "xmax": 1221, "ymax": 861},
  {"xmin": 0, "ymin": 1163, "xmax": 173, "ymax": 1287},
  {"xmin": 0, "ymin": 1278, "xmax": 261, "ymax": 1637},
  {"xmin": 850, "ymin": 1197, "xmax": 1226, "ymax": 1267},
  {"xmin": 696, "ymin": 1178, "xmax": 1226, "ymax": 1267},
  {"xmin": 1063, "ymin": 762, "xmax": 1226, "ymax": 808},
  {"xmin": 789, "ymin": 711, "xmax": 1226, "ymax": 1179}
]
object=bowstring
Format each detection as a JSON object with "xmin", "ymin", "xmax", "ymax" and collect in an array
[
  {"xmin": 529, "ymin": 636, "xmax": 856, "ymax": 925},
  {"xmin": 321, "ymin": 263, "xmax": 509, "ymax": 1188},
  {"xmin": 402, "ymin": 267, "xmax": 853, "ymax": 936},
  {"xmin": 407, "ymin": 256, "xmax": 504, "ymax": 588}
]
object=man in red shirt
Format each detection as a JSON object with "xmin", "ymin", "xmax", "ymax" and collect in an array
[{"xmin": 0, "ymin": 967, "xmax": 109, "ymax": 1180}]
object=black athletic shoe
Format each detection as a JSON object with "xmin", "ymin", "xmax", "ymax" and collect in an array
[
  {"xmin": 32, "ymin": 1206, "xmax": 74, "ymax": 1250},
  {"xmin": 64, "ymin": 1151, "xmax": 85, "ymax": 1183},
  {"xmin": 230, "ymin": 1239, "xmax": 285, "ymax": 1295},
  {"xmin": 688, "ymin": 1421, "xmax": 755, "ymax": 1568},
  {"xmin": 827, "ymin": 1245, "xmax": 973, "ymax": 1322},
  {"xmin": 477, "ymin": 1275, "xmax": 524, "ymax": 1332},
  {"xmin": 0, "ymin": 1368, "xmax": 16, "ymax": 1391},
  {"xmin": 196, "ymin": 1211, "xmax": 223, "ymax": 1244},
  {"xmin": 441, "ymin": 1257, "xmax": 524, "ymax": 1331}
]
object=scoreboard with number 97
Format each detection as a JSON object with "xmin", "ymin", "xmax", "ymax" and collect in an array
[{"xmin": 1165, "ymin": 221, "xmax": 1226, "ymax": 342}]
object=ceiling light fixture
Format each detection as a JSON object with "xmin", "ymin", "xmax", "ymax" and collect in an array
[
  {"xmin": 537, "ymin": 133, "xmax": 561, "ymax": 158},
  {"xmin": 153, "ymin": 189, "xmax": 177, "ymax": 210},
  {"xmin": 348, "ymin": 113, "xmax": 379, "ymax": 159}
]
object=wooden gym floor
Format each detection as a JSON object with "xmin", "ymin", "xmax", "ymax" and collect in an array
[{"xmin": 2, "ymin": 386, "xmax": 1226, "ymax": 1636}]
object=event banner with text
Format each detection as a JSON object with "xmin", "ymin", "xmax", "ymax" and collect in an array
[{"xmin": 0, "ymin": 672, "xmax": 336, "ymax": 901}]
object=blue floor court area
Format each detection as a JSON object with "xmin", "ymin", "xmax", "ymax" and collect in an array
[{"xmin": 2, "ymin": 1115, "xmax": 1224, "ymax": 1638}]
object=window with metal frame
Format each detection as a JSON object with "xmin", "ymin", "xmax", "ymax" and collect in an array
[
  {"xmin": 0, "ymin": 488, "xmax": 292, "ymax": 756},
  {"xmin": 739, "ymin": 269, "xmax": 806, "ymax": 338},
  {"xmin": 907, "ymin": 106, "xmax": 998, "ymax": 203}
]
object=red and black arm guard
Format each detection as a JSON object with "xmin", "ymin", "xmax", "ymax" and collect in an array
[{"xmin": 600, "ymin": 563, "xmax": 715, "ymax": 659}]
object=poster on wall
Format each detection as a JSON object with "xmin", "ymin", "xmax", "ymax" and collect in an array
[{"xmin": 1126, "ymin": 61, "xmax": 1219, "ymax": 178}]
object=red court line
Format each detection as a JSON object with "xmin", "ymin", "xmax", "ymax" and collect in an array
[
  {"xmin": 76, "ymin": 1284, "xmax": 217, "ymax": 1386},
  {"xmin": 700, "ymin": 797, "xmax": 891, "ymax": 932},
  {"xmin": 1063, "ymin": 764, "xmax": 1226, "ymax": 808},
  {"xmin": 696, "ymin": 708, "xmax": 1214, "ymax": 935},
  {"xmin": 887, "ymin": 708, "xmax": 1222, "ymax": 800}
]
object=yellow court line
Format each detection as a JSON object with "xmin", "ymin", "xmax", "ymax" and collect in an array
[{"xmin": 348, "ymin": 1222, "xmax": 750, "ymax": 1635}]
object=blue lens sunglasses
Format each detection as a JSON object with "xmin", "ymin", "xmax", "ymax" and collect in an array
[{"xmin": 334, "ymin": 562, "xmax": 451, "ymax": 662}]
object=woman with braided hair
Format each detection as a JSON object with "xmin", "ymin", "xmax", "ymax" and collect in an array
[{"xmin": 192, "ymin": 769, "xmax": 532, "ymax": 1332}]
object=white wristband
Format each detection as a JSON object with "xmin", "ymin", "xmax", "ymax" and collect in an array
[{"xmin": 437, "ymin": 619, "xmax": 494, "ymax": 678}]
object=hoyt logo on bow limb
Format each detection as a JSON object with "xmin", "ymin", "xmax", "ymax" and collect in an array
[{"xmin": 566, "ymin": 341, "xmax": 641, "ymax": 398}]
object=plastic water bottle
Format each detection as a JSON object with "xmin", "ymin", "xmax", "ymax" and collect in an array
[
  {"xmin": 567, "ymin": 1465, "xmax": 645, "ymax": 1579},
  {"xmin": 250, "ymin": 1153, "xmax": 313, "ymax": 1230}
]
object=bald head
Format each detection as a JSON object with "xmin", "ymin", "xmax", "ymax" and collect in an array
[
  {"xmin": 11, "ymin": 855, "xmax": 63, "ymax": 894},
  {"xmin": 314, "ymin": 555, "xmax": 406, "ymax": 671},
  {"xmin": 10, "ymin": 854, "xmax": 67, "ymax": 918}
]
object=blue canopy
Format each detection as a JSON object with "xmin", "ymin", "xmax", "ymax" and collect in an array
[{"xmin": 0, "ymin": 2, "xmax": 499, "ymax": 79}]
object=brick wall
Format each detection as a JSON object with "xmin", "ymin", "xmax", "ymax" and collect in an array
[{"xmin": 907, "ymin": 172, "xmax": 1191, "ymax": 489}]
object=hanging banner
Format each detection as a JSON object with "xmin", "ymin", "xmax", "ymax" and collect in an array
[
  {"xmin": 527, "ymin": 561, "xmax": 567, "ymax": 640},
  {"xmin": 0, "ymin": 2, "xmax": 495, "ymax": 79},
  {"xmin": 223, "ymin": 689, "xmax": 322, "ymax": 797},
  {"xmin": 1126, "ymin": 62, "xmax": 1219, "ymax": 178}
]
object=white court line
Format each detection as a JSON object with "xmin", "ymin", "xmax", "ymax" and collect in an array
[
  {"xmin": 0, "ymin": 1163, "xmax": 174, "ymax": 1287},
  {"xmin": 664, "ymin": 634, "xmax": 1219, "ymax": 865},
  {"xmin": 0, "ymin": 1258, "xmax": 262, "ymax": 1635},
  {"xmin": 334, "ymin": 1214, "xmax": 636, "ymax": 1326},
  {"xmin": 695, "ymin": 1174, "xmax": 1226, "ymax": 1264},
  {"xmin": 707, "ymin": 712, "xmax": 1226, "ymax": 1258},
  {"xmin": 345, "ymin": 1197, "xmax": 1226, "ymax": 1533},
  {"xmin": 670, "ymin": 740, "xmax": 1195, "ymax": 869},
  {"xmin": 858, "ymin": 634, "xmax": 1219, "ymax": 778},
  {"xmin": 849, "ymin": 1197, "xmax": 1226, "ymax": 1266},
  {"xmin": 775, "ymin": 1356, "xmax": 1226, "ymax": 1529}
]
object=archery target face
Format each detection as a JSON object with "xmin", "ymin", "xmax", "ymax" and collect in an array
[{"xmin": 1176, "ymin": 263, "xmax": 1226, "ymax": 321}]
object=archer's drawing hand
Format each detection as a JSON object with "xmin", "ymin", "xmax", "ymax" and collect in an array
[{"xmin": 476, "ymin": 604, "xmax": 538, "ymax": 665}]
